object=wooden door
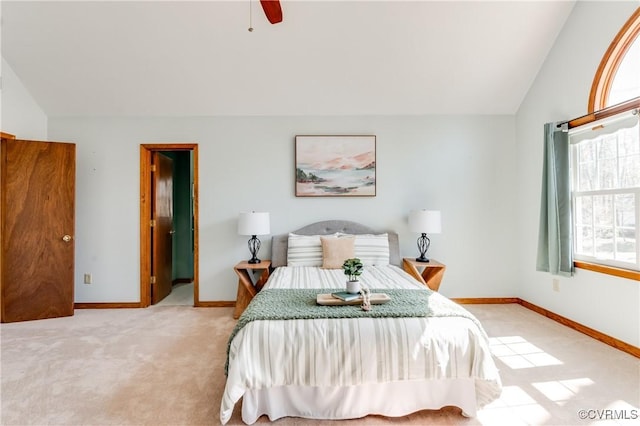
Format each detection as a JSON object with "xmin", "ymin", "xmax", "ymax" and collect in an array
[
  {"xmin": 1, "ymin": 139, "xmax": 75, "ymax": 322},
  {"xmin": 151, "ymin": 152, "xmax": 174, "ymax": 304}
]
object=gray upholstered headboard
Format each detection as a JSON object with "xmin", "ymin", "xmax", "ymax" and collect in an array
[{"xmin": 271, "ymin": 220, "xmax": 401, "ymax": 267}]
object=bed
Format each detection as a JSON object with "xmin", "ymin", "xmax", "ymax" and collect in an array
[{"xmin": 221, "ymin": 220, "xmax": 502, "ymax": 424}]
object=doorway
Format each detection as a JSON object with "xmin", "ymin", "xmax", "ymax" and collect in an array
[{"xmin": 140, "ymin": 144, "xmax": 199, "ymax": 307}]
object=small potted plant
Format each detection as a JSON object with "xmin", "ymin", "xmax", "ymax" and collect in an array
[{"xmin": 342, "ymin": 258, "xmax": 364, "ymax": 294}]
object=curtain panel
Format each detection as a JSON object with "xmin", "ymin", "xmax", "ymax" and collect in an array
[{"xmin": 537, "ymin": 122, "xmax": 574, "ymax": 276}]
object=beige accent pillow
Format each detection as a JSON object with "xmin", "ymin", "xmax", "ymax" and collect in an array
[{"xmin": 321, "ymin": 236, "xmax": 355, "ymax": 269}]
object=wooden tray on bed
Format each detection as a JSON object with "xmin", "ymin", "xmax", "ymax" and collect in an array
[{"xmin": 316, "ymin": 293, "xmax": 391, "ymax": 306}]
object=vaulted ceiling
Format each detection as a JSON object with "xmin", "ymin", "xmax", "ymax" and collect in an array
[{"xmin": 2, "ymin": 1, "xmax": 576, "ymax": 117}]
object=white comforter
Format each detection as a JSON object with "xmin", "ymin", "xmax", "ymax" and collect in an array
[{"xmin": 221, "ymin": 265, "xmax": 502, "ymax": 424}]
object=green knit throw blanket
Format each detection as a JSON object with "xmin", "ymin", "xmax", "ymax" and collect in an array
[{"xmin": 225, "ymin": 288, "xmax": 486, "ymax": 375}]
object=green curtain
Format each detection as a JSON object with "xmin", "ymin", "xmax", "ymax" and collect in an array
[{"xmin": 536, "ymin": 122, "xmax": 573, "ymax": 276}]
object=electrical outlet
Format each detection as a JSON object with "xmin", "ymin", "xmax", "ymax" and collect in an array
[
  {"xmin": 552, "ymin": 278, "xmax": 560, "ymax": 292},
  {"xmin": 84, "ymin": 273, "xmax": 92, "ymax": 284}
]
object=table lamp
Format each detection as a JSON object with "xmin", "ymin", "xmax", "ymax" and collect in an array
[{"xmin": 238, "ymin": 211, "xmax": 270, "ymax": 264}]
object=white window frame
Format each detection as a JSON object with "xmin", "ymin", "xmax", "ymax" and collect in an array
[{"xmin": 569, "ymin": 111, "xmax": 640, "ymax": 272}]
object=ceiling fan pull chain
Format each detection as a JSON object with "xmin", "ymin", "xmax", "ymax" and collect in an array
[{"xmin": 248, "ymin": 0, "xmax": 254, "ymax": 32}]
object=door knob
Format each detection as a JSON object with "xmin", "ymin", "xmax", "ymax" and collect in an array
[{"xmin": 62, "ymin": 235, "xmax": 72, "ymax": 242}]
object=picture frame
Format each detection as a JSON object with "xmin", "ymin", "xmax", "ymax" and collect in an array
[{"xmin": 295, "ymin": 135, "xmax": 376, "ymax": 197}]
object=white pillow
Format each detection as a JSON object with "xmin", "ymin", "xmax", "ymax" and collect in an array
[
  {"xmin": 339, "ymin": 233, "xmax": 390, "ymax": 266},
  {"xmin": 286, "ymin": 233, "xmax": 324, "ymax": 266}
]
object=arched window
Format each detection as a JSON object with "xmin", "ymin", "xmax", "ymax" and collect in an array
[
  {"xmin": 560, "ymin": 8, "xmax": 640, "ymax": 279},
  {"xmin": 589, "ymin": 8, "xmax": 640, "ymax": 112}
]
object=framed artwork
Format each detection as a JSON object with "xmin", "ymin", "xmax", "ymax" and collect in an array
[{"xmin": 295, "ymin": 135, "xmax": 376, "ymax": 197}]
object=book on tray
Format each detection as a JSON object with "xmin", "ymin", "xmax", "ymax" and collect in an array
[{"xmin": 331, "ymin": 291, "xmax": 361, "ymax": 302}]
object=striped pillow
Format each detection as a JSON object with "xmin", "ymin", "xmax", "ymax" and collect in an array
[
  {"xmin": 339, "ymin": 233, "xmax": 390, "ymax": 266},
  {"xmin": 286, "ymin": 233, "xmax": 324, "ymax": 266}
]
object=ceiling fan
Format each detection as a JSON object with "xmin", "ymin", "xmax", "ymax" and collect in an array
[{"xmin": 259, "ymin": 0, "xmax": 283, "ymax": 24}]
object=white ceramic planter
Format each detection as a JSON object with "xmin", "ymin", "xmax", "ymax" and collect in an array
[{"xmin": 346, "ymin": 280, "xmax": 361, "ymax": 294}]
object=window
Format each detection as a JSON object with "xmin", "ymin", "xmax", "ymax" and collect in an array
[
  {"xmin": 570, "ymin": 111, "xmax": 640, "ymax": 271},
  {"xmin": 608, "ymin": 34, "xmax": 640, "ymax": 106},
  {"xmin": 589, "ymin": 8, "xmax": 640, "ymax": 112},
  {"xmin": 571, "ymin": 7, "xmax": 640, "ymax": 278}
]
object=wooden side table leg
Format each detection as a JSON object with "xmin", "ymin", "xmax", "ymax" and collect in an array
[
  {"xmin": 233, "ymin": 268, "xmax": 259, "ymax": 319},
  {"xmin": 423, "ymin": 266, "xmax": 445, "ymax": 292},
  {"xmin": 402, "ymin": 258, "xmax": 427, "ymax": 286},
  {"xmin": 255, "ymin": 268, "xmax": 270, "ymax": 291},
  {"xmin": 234, "ymin": 280, "xmax": 251, "ymax": 319}
]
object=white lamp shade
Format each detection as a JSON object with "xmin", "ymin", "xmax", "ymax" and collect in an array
[
  {"xmin": 409, "ymin": 210, "xmax": 441, "ymax": 234},
  {"xmin": 238, "ymin": 212, "xmax": 270, "ymax": 236}
]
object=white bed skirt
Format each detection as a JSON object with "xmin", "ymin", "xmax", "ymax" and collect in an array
[{"xmin": 241, "ymin": 378, "xmax": 477, "ymax": 424}]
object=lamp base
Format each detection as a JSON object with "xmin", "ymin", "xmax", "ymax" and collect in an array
[
  {"xmin": 415, "ymin": 233, "xmax": 431, "ymax": 263},
  {"xmin": 247, "ymin": 235, "xmax": 262, "ymax": 265}
]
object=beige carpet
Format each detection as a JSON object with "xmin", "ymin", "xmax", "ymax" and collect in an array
[
  {"xmin": 1, "ymin": 304, "xmax": 638, "ymax": 425},
  {"xmin": 156, "ymin": 282, "xmax": 194, "ymax": 307}
]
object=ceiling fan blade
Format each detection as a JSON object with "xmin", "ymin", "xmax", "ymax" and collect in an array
[{"xmin": 260, "ymin": 0, "xmax": 283, "ymax": 24}]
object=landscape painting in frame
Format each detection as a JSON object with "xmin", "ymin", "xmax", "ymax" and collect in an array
[{"xmin": 295, "ymin": 135, "xmax": 376, "ymax": 197}]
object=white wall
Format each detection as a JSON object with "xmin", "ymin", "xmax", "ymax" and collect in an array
[
  {"xmin": 0, "ymin": 58, "xmax": 47, "ymax": 140},
  {"xmin": 48, "ymin": 115, "xmax": 517, "ymax": 303},
  {"xmin": 516, "ymin": 1, "xmax": 640, "ymax": 347}
]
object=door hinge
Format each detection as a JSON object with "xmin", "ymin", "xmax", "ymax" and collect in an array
[
  {"xmin": 150, "ymin": 219, "xmax": 156, "ymax": 227},
  {"xmin": 150, "ymin": 165, "xmax": 156, "ymax": 172},
  {"xmin": 150, "ymin": 276, "xmax": 156, "ymax": 284}
]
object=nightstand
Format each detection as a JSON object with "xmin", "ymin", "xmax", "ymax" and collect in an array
[
  {"xmin": 402, "ymin": 258, "xmax": 446, "ymax": 292},
  {"xmin": 233, "ymin": 260, "xmax": 271, "ymax": 319}
]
